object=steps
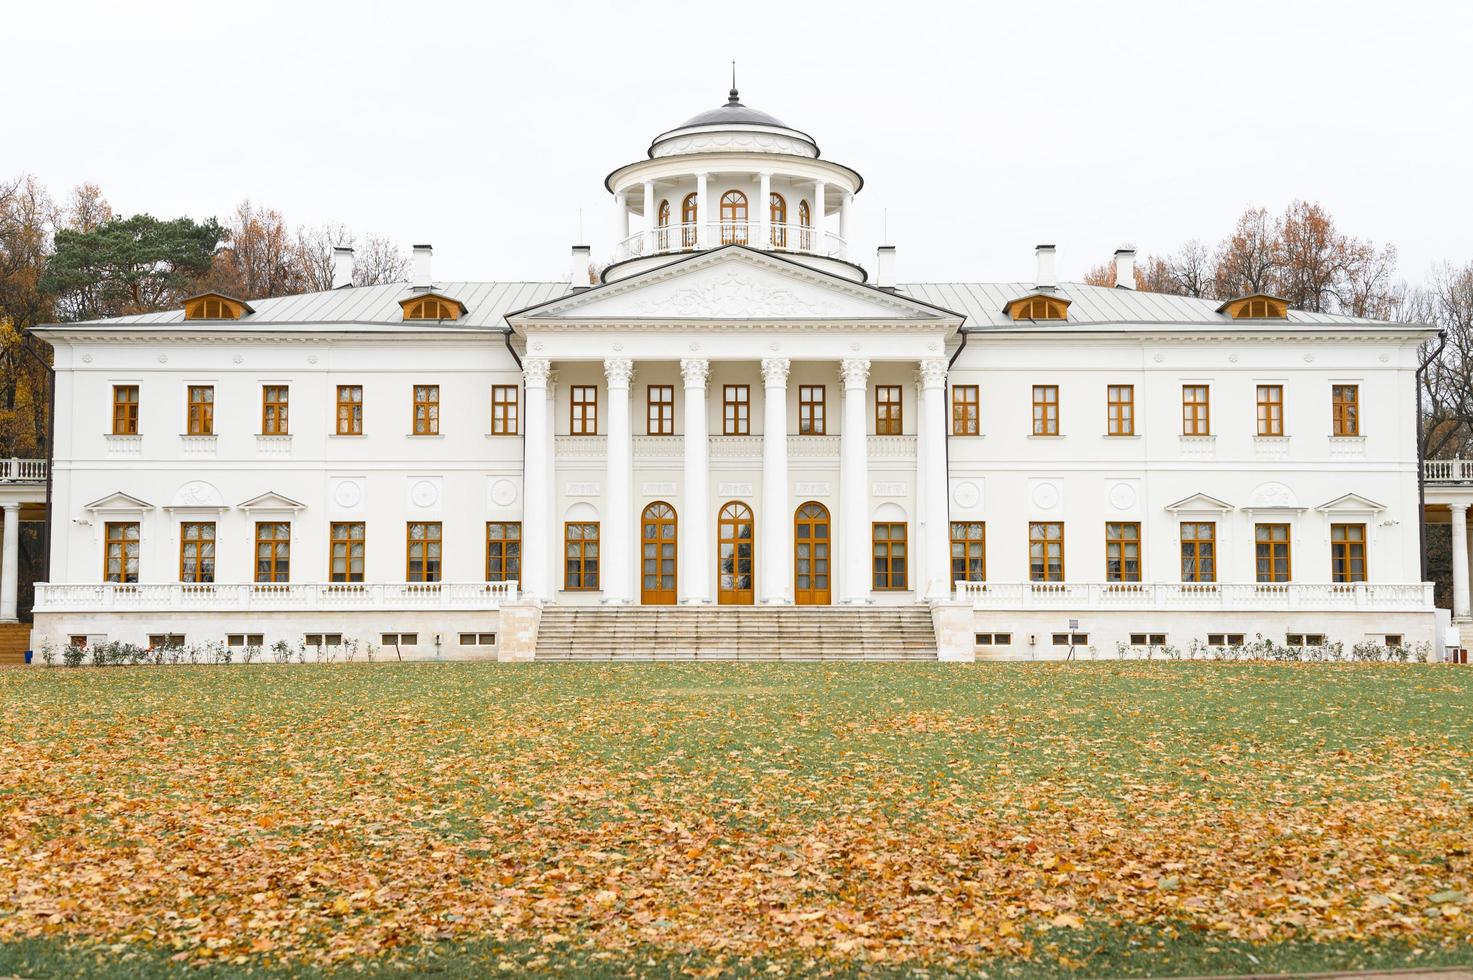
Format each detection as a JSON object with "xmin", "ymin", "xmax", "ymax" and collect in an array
[
  {"xmin": 0, "ymin": 623, "xmax": 30, "ymax": 666},
  {"xmin": 534, "ymin": 605, "xmax": 938, "ymax": 661}
]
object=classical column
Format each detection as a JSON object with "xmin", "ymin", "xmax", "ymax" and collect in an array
[
  {"xmin": 0, "ymin": 502, "xmax": 19, "ymax": 622},
  {"xmin": 680, "ymin": 358, "xmax": 712, "ymax": 604},
  {"xmin": 696, "ymin": 172, "xmax": 710, "ymax": 250},
  {"xmin": 839, "ymin": 358, "xmax": 870, "ymax": 604},
  {"xmin": 520, "ymin": 359, "xmax": 551, "ymax": 601},
  {"xmin": 1454, "ymin": 503, "xmax": 1472, "ymax": 620},
  {"xmin": 545, "ymin": 371, "xmax": 558, "ymax": 596},
  {"xmin": 612, "ymin": 191, "xmax": 627, "ymax": 252},
  {"xmin": 642, "ymin": 181, "xmax": 655, "ymax": 254},
  {"xmin": 761, "ymin": 358, "xmax": 792, "ymax": 604},
  {"xmin": 604, "ymin": 358, "xmax": 635, "ymax": 604},
  {"xmin": 919, "ymin": 359, "xmax": 951, "ymax": 599},
  {"xmin": 839, "ymin": 192, "xmax": 853, "ymax": 255},
  {"xmin": 757, "ymin": 171, "xmax": 772, "ymax": 249},
  {"xmin": 814, "ymin": 180, "xmax": 827, "ymax": 250},
  {"xmin": 913, "ymin": 370, "xmax": 927, "ymax": 598}
]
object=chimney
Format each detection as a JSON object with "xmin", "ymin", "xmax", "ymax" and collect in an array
[
  {"xmin": 1034, "ymin": 244, "xmax": 1057, "ymax": 291},
  {"xmin": 1114, "ymin": 247, "xmax": 1136, "ymax": 290},
  {"xmin": 412, "ymin": 244, "xmax": 433, "ymax": 289},
  {"xmin": 331, "ymin": 246, "xmax": 354, "ymax": 289},
  {"xmin": 570, "ymin": 244, "xmax": 592, "ymax": 289},
  {"xmin": 875, "ymin": 245, "xmax": 897, "ymax": 291}
]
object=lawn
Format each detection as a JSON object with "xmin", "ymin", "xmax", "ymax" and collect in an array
[{"xmin": 0, "ymin": 662, "xmax": 1470, "ymax": 978}]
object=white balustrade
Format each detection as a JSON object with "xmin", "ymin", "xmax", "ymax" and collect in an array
[
  {"xmin": 609, "ymin": 222, "xmax": 846, "ymax": 265},
  {"xmin": 1425, "ymin": 458, "xmax": 1473, "ymax": 483},
  {"xmin": 0, "ymin": 458, "xmax": 47, "ymax": 483},
  {"xmin": 33, "ymin": 581, "xmax": 517, "ymax": 613},
  {"xmin": 954, "ymin": 581, "xmax": 1433, "ymax": 612}
]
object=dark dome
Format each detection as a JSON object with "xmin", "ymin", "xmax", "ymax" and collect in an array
[{"xmin": 676, "ymin": 88, "xmax": 789, "ymax": 130}]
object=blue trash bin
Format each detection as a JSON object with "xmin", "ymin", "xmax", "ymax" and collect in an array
[{"xmin": 24, "ymin": 650, "xmax": 33, "ymax": 665}]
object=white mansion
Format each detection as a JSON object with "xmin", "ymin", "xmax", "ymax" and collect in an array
[{"xmin": 24, "ymin": 87, "xmax": 1468, "ymax": 661}]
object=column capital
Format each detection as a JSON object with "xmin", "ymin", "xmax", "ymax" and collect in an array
[
  {"xmin": 523, "ymin": 357, "xmax": 551, "ymax": 388},
  {"xmin": 0, "ymin": 501, "xmax": 18, "ymax": 512},
  {"xmin": 918, "ymin": 358, "xmax": 948, "ymax": 390},
  {"xmin": 760, "ymin": 357, "xmax": 790, "ymax": 388},
  {"xmin": 679, "ymin": 357, "xmax": 709, "ymax": 389},
  {"xmin": 604, "ymin": 357, "xmax": 635, "ymax": 388},
  {"xmin": 839, "ymin": 357, "xmax": 870, "ymax": 391}
]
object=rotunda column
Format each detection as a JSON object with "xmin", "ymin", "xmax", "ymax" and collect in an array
[
  {"xmin": 520, "ymin": 359, "xmax": 551, "ymax": 601},
  {"xmin": 839, "ymin": 192, "xmax": 853, "ymax": 258},
  {"xmin": 680, "ymin": 358, "xmax": 712, "ymax": 604},
  {"xmin": 642, "ymin": 181, "xmax": 655, "ymax": 255},
  {"xmin": 919, "ymin": 359, "xmax": 951, "ymax": 599},
  {"xmin": 814, "ymin": 180, "xmax": 828, "ymax": 253},
  {"xmin": 604, "ymin": 358, "xmax": 635, "ymax": 604},
  {"xmin": 758, "ymin": 171, "xmax": 772, "ymax": 250},
  {"xmin": 839, "ymin": 358, "xmax": 870, "ymax": 604},
  {"xmin": 760, "ymin": 357, "xmax": 791, "ymax": 604},
  {"xmin": 697, "ymin": 171, "xmax": 711, "ymax": 250},
  {"xmin": 612, "ymin": 191, "xmax": 627, "ymax": 255}
]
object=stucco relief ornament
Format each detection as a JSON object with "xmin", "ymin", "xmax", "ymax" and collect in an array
[
  {"xmin": 952, "ymin": 481, "xmax": 981, "ymax": 509},
  {"xmin": 840, "ymin": 358, "xmax": 870, "ymax": 390},
  {"xmin": 1303, "ymin": 353, "xmax": 1315, "ymax": 363},
  {"xmin": 631, "ymin": 268, "xmax": 838, "ymax": 318},
  {"xmin": 410, "ymin": 480, "xmax": 439, "ymax": 508},
  {"xmin": 919, "ymin": 358, "xmax": 948, "ymax": 389},
  {"xmin": 760, "ymin": 357, "xmax": 791, "ymax": 387},
  {"xmin": 81, "ymin": 353, "xmax": 92, "ymax": 363},
  {"xmin": 232, "ymin": 354, "xmax": 243, "ymax": 364},
  {"xmin": 1249, "ymin": 481, "xmax": 1297, "ymax": 508},
  {"xmin": 174, "ymin": 481, "xmax": 222, "ymax": 508},
  {"xmin": 157, "ymin": 354, "xmax": 168, "ymax": 364},
  {"xmin": 679, "ymin": 358, "xmax": 710, "ymax": 388},
  {"xmin": 333, "ymin": 481, "xmax": 363, "ymax": 509},
  {"xmin": 1228, "ymin": 354, "xmax": 1239, "ymax": 363},
  {"xmin": 603, "ymin": 357, "xmax": 634, "ymax": 387},
  {"xmin": 1153, "ymin": 353, "xmax": 1165, "ymax": 363},
  {"xmin": 490, "ymin": 479, "xmax": 517, "ymax": 506},
  {"xmin": 1032, "ymin": 482, "xmax": 1061, "ymax": 510},
  {"xmin": 307, "ymin": 354, "xmax": 318, "ymax": 364},
  {"xmin": 522, "ymin": 357, "xmax": 551, "ymax": 386},
  {"xmin": 1379, "ymin": 352, "xmax": 1390, "ymax": 363},
  {"xmin": 1108, "ymin": 482, "xmax": 1138, "ymax": 511}
]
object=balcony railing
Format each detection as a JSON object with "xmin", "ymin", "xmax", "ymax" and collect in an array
[
  {"xmin": 33, "ymin": 581, "xmax": 517, "ymax": 613},
  {"xmin": 0, "ymin": 458, "xmax": 47, "ymax": 483},
  {"xmin": 1425, "ymin": 459, "xmax": 1473, "ymax": 483},
  {"xmin": 610, "ymin": 221, "xmax": 847, "ymax": 265},
  {"xmin": 955, "ymin": 581, "xmax": 1434, "ymax": 612}
]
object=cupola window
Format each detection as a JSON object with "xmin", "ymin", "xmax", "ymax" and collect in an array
[
  {"xmin": 1004, "ymin": 294, "xmax": 1070, "ymax": 321},
  {"xmin": 656, "ymin": 199, "xmax": 670, "ymax": 250},
  {"xmin": 399, "ymin": 293, "xmax": 466, "ymax": 322},
  {"xmin": 681, "ymin": 193, "xmax": 699, "ymax": 249},
  {"xmin": 770, "ymin": 192, "xmax": 787, "ymax": 248},
  {"xmin": 1218, "ymin": 294, "xmax": 1289, "ymax": 320},
  {"xmin": 720, "ymin": 190, "xmax": 748, "ymax": 245},
  {"xmin": 182, "ymin": 293, "xmax": 252, "ymax": 320},
  {"xmin": 798, "ymin": 200, "xmax": 812, "ymax": 250}
]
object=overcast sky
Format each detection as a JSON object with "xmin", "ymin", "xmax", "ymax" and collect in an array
[{"xmin": 6, "ymin": 0, "xmax": 1470, "ymax": 287}]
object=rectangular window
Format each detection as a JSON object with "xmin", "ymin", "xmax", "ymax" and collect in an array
[
  {"xmin": 1257, "ymin": 384, "xmax": 1284, "ymax": 436},
  {"xmin": 1107, "ymin": 384, "xmax": 1134, "ymax": 436},
  {"xmin": 1105, "ymin": 522, "xmax": 1141, "ymax": 582},
  {"xmin": 1180, "ymin": 521, "xmax": 1217, "ymax": 583},
  {"xmin": 1287, "ymin": 633, "xmax": 1327, "ymax": 648},
  {"xmin": 186, "ymin": 385, "xmax": 214, "ymax": 435},
  {"xmin": 227, "ymin": 633, "xmax": 265, "ymax": 647},
  {"xmin": 1029, "ymin": 521, "xmax": 1064, "ymax": 582},
  {"xmin": 254, "ymin": 522, "xmax": 291, "ymax": 583},
  {"xmin": 261, "ymin": 385, "xmax": 289, "ymax": 435},
  {"xmin": 104, "ymin": 521, "xmax": 140, "ymax": 583},
  {"xmin": 329, "ymin": 522, "xmax": 365, "ymax": 583},
  {"xmin": 486, "ymin": 521, "xmax": 522, "ymax": 583},
  {"xmin": 875, "ymin": 385, "xmax": 903, "ymax": 435},
  {"xmin": 1333, "ymin": 384, "xmax": 1360, "ymax": 436},
  {"xmin": 1255, "ymin": 523, "xmax": 1291, "ymax": 583},
  {"xmin": 1129, "ymin": 633, "xmax": 1167, "ymax": 646},
  {"xmin": 1207, "ymin": 632, "xmax": 1246, "ymax": 647},
  {"xmin": 723, "ymin": 384, "xmax": 750, "ymax": 435},
  {"xmin": 179, "ymin": 521, "xmax": 215, "ymax": 583},
  {"xmin": 1182, "ymin": 384, "xmax": 1210, "ymax": 435},
  {"xmin": 413, "ymin": 384, "xmax": 440, "ymax": 435},
  {"xmin": 1331, "ymin": 523, "xmax": 1367, "ymax": 583},
  {"xmin": 1052, "ymin": 632, "xmax": 1088, "ymax": 646},
  {"xmin": 1031, "ymin": 385, "xmax": 1059, "ymax": 435},
  {"xmin": 336, "ymin": 385, "xmax": 363, "ymax": 435},
  {"xmin": 381, "ymin": 632, "xmax": 419, "ymax": 647},
  {"xmin": 647, "ymin": 384, "xmax": 674, "ymax": 435},
  {"xmin": 949, "ymin": 521, "xmax": 986, "ymax": 583},
  {"xmin": 872, "ymin": 522, "xmax": 908, "ymax": 590},
  {"xmin": 491, "ymin": 385, "xmax": 518, "ymax": 435},
  {"xmin": 565, "ymin": 521, "xmax": 600, "ymax": 590},
  {"xmin": 459, "ymin": 633, "xmax": 497, "ymax": 646},
  {"xmin": 570, "ymin": 385, "xmax": 598, "ymax": 435},
  {"xmin": 406, "ymin": 521, "xmax": 442, "ymax": 583},
  {"xmin": 112, "ymin": 385, "xmax": 139, "ymax": 435},
  {"xmin": 975, "ymin": 632, "xmax": 1013, "ymax": 645},
  {"xmin": 147, "ymin": 633, "xmax": 186, "ymax": 648},
  {"xmin": 798, "ymin": 385, "xmax": 826, "ymax": 434},
  {"xmin": 952, "ymin": 384, "xmax": 979, "ymax": 435}
]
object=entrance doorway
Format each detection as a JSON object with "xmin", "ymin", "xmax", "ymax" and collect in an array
[
  {"xmin": 717, "ymin": 501, "xmax": 755, "ymax": 605},
  {"xmin": 794, "ymin": 502, "xmax": 831, "ymax": 605},
  {"xmin": 640, "ymin": 501, "xmax": 677, "ymax": 604}
]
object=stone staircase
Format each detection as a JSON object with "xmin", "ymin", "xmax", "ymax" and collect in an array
[{"xmin": 533, "ymin": 605, "xmax": 938, "ymax": 661}]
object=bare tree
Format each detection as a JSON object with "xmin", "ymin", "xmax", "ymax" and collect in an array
[
  {"xmin": 294, "ymin": 223, "xmax": 354, "ymax": 292},
  {"xmin": 65, "ymin": 183, "xmax": 113, "ymax": 233},
  {"xmin": 205, "ymin": 200, "xmax": 304, "ymax": 300},
  {"xmin": 351, "ymin": 233, "xmax": 410, "ymax": 286},
  {"xmin": 1214, "ymin": 207, "xmax": 1282, "ymax": 297}
]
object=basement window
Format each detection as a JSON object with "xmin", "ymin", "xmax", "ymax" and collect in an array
[
  {"xmin": 304, "ymin": 633, "xmax": 343, "ymax": 648},
  {"xmin": 68, "ymin": 635, "xmax": 89, "ymax": 648},
  {"xmin": 227, "ymin": 633, "xmax": 265, "ymax": 647},
  {"xmin": 1286, "ymin": 633, "xmax": 1327, "ymax": 648},
  {"xmin": 458, "ymin": 633, "xmax": 497, "ymax": 646},
  {"xmin": 1207, "ymin": 633, "xmax": 1246, "ymax": 646},
  {"xmin": 1051, "ymin": 632, "xmax": 1088, "ymax": 646},
  {"xmin": 974, "ymin": 632, "xmax": 1012, "ymax": 646},
  {"xmin": 1384, "ymin": 634, "xmax": 1403, "ymax": 649},
  {"xmin": 147, "ymin": 633, "xmax": 186, "ymax": 648},
  {"xmin": 1129, "ymin": 633, "xmax": 1167, "ymax": 646},
  {"xmin": 381, "ymin": 632, "xmax": 419, "ymax": 647}
]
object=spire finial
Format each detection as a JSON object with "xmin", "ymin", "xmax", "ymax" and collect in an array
[{"xmin": 728, "ymin": 61, "xmax": 740, "ymax": 105}]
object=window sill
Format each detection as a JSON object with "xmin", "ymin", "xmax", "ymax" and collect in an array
[
  {"xmin": 485, "ymin": 433, "xmax": 519, "ymax": 438},
  {"xmin": 1103, "ymin": 434, "xmax": 1141, "ymax": 440},
  {"xmin": 407, "ymin": 433, "xmax": 445, "ymax": 439},
  {"xmin": 1027, "ymin": 433, "xmax": 1064, "ymax": 439},
  {"xmin": 329, "ymin": 433, "xmax": 365, "ymax": 439}
]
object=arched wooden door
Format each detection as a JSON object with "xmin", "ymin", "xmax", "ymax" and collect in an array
[
  {"xmin": 717, "ymin": 501, "xmax": 755, "ymax": 605},
  {"xmin": 794, "ymin": 502, "xmax": 831, "ymax": 605},
  {"xmin": 641, "ymin": 501, "xmax": 677, "ymax": 605}
]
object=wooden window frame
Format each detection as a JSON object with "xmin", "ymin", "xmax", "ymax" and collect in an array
[
  {"xmin": 486, "ymin": 521, "xmax": 522, "ymax": 584},
  {"xmin": 1331, "ymin": 522, "xmax": 1367, "ymax": 584},
  {"xmin": 186, "ymin": 385, "xmax": 214, "ymax": 436},
  {"xmin": 949, "ymin": 521, "xmax": 986, "ymax": 584},
  {"xmin": 253, "ymin": 521, "xmax": 291, "ymax": 583},
  {"xmin": 406, "ymin": 521, "xmax": 443, "ymax": 583},
  {"xmin": 871, "ymin": 522, "xmax": 908, "ymax": 591},
  {"xmin": 1256, "ymin": 384, "xmax": 1284, "ymax": 437},
  {"xmin": 646, "ymin": 384, "xmax": 674, "ymax": 436},
  {"xmin": 1031, "ymin": 385, "xmax": 1059, "ymax": 436},
  {"xmin": 178, "ymin": 521, "xmax": 215, "ymax": 583},
  {"xmin": 261, "ymin": 385, "xmax": 289, "ymax": 435},
  {"xmin": 1106, "ymin": 384, "xmax": 1134, "ymax": 436},
  {"xmin": 329, "ymin": 521, "xmax": 365, "ymax": 583},
  {"xmin": 564, "ymin": 521, "xmax": 600, "ymax": 591},
  {"xmin": 875, "ymin": 385, "xmax": 903, "ymax": 435},
  {"xmin": 1333, "ymin": 384, "xmax": 1360, "ymax": 437},
  {"xmin": 798, "ymin": 385, "xmax": 826, "ymax": 435},
  {"xmin": 719, "ymin": 190, "xmax": 748, "ymax": 244},
  {"xmin": 681, "ymin": 193, "xmax": 699, "ymax": 249},
  {"xmin": 1105, "ymin": 521, "xmax": 1142, "ymax": 583},
  {"xmin": 336, "ymin": 384, "xmax": 363, "ymax": 435},
  {"xmin": 570, "ymin": 385, "xmax": 598, "ymax": 436},
  {"xmin": 1029, "ymin": 521, "xmax": 1065, "ymax": 582},
  {"xmin": 412, "ymin": 384, "xmax": 440, "ymax": 436},
  {"xmin": 951, "ymin": 384, "xmax": 979, "ymax": 435},
  {"xmin": 770, "ymin": 192, "xmax": 787, "ymax": 248},
  {"xmin": 722, "ymin": 384, "xmax": 750, "ymax": 436},
  {"xmin": 104, "ymin": 521, "xmax": 140, "ymax": 583},
  {"xmin": 112, "ymin": 385, "xmax": 139, "ymax": 435},
  {"xmin": 1255, "ymin": 523, "xmax": 1292, "ymax": 583},
  {"xmin": 1180, "ymin": 521, "xmax": 1217, "ymax": 583},
  {"xmin": 1182, "ymin": 384, "xmax": 1211, "ymax": 436},
  {"xmin": 491, "ymin": 385, "xmax": 518, "ymax": 436}
]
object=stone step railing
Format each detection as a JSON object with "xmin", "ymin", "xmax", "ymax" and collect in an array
[
  {"xmin": 33, "ymin": 581, "xmax": 516, "ymax": 613},
  {"xmin": 610, "ymin": 221, "xmax": 847, "ymax": 264},
  {"xmin": 0, "ymin": 458, "xmax": 46, "ymax": 483},
  {"xmin": 956, "ymin": 581, "xmax": 1433, "ymax": 612},
  {"xmin": 1425, "ymin": 459, "xmax": 1473, "ymax": 483}
]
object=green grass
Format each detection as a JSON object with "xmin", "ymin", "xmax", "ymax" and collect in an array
[{"xmin": 1, "ymin": 662, "xmax": 1470, "ymax": 977}]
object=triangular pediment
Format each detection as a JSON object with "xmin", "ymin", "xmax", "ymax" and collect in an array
[
  {"xmin": 237, "ymin": 491, "xmax": 307, "ymax": 512},
  {"xmin": 1164, "ymin": 492, "xmax": 1234, "ymax": 513},
  {"xmin": 513, "ymin": 247, "xmax": 960, "ymax": 323},
  {"xmin": 85, "ymin": 490, "xmax": 155, "ymax": 512},
  {"xmin": 1316, "ymin": 492, "xmax": 1385, "ymax": 513}
]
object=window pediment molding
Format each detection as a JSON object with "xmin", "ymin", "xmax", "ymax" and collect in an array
[
  {"xmin": 1316, "ymin": 492, "xmax": 1385, "ymax": 514},
  {"xmin": 1163, "ymin": 492, "xmax": 1233, "ymax": 514},
  {"xmin": 84, "ymin": 490, "xmax": 155, "ymax": 513},
  {"xmin": 237, "ymin": 491, "xmax": 307, "ymax": 513}
]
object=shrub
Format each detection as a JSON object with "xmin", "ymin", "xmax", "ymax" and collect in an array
[
  {"xmin": 241, "ymin": 644, "xmax": 260, "ymax": 665},
  {"xmin": 271, "ymin": 640, "xmax": 292, "ymax": 665},
  {"xmin": 39, "ymin": 638, "xmax": 56, "ymax": 667},
  {"xmin": 62, "ymin": 643, "xmax": 85, "ymax": 668}
]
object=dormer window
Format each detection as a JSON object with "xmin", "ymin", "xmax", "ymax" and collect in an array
[
  {"xmin": 1218, "ymin": 294, "xmax": 1289, "ymax": 320},
  {"xmin": 1004, "ymin": 294, "xmax": 1070, "ymax": 321},
  {"xmin": 182, "ymin": 293, "xmax": 252, "ymax": 320},
  {"xmin": 400, "ymin": 293, "xmax": 466, "ymax": 321}
]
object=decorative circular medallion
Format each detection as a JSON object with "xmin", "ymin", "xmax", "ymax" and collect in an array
[
  {"xmin": 1108, "ymin": 482, "xmax": 1137, "ymax": 511},
  {"xmin": 81, "ymin": 353, "xmax": 93, "ymax": 363},
  {"xmin": 928, "ymin": 341, "xmax": 941, "ymax": 353},
  {"xmin": 531, "ymin": 341, "xmax": 544, "ymax": 352},
  {"xmin": 1153, "ymin": 352, "xmax": 1164, "ymax": 363},
  {"xmin": 1303, "ymin": 353, "xmax": 1315, "ymax": 363},
  {"xmin": 690, "ymin": 341, "xmax": 701, "ymax": 351},
  {"xmin": 490, "ymin": 479, "xmax": 517, "ymax": 506},
  {"xmin": 410, "ymin": 480, "xmax": 439, "ymax": 508},
  {"xmin": 157, "ymin": 354, "xmax": 168, "ymax": 363},
  {"xmin": 951, "ymin": 481, "xmax": 981, "ymax": 509},
  {"xmin": 333, "ymin": 481, "xmax": 363, "ymax": 509},
  {"xmin": 307, "ymin": 354, "xmax": 318, "ymax": 364},
  {"xmin": 1378, "ymin": 352, "xmax": 1390, "ymax": 363},
  {"xmin": 232, "ymin": 354, "xmax": 243, "ymax": 364},
  {"xmin": 1031, "ymin": 482, "xmax": 1061, "ymax": 510},
  {"xmin": 1228, "ymin": 353, "xmax": 1239, "ymax": 363},
  {"xmin": 613, "ymin": 341, "xmax": 624, "ymax": 351}
]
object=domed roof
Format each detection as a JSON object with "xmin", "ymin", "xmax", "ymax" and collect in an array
[{"xmin": 676, "ymin": 88, "xmax": 790, "ymax": 129}]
